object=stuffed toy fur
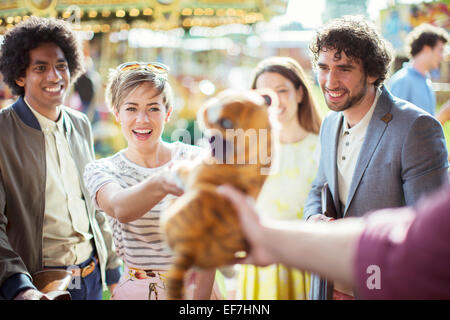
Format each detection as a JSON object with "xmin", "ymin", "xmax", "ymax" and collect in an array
[{"xmin": 160, "ymin": 89, "xmax": 275, "ymax": 299}]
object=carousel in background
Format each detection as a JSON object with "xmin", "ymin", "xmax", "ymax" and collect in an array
[{"xmin": 0, "ymin": 0, "xmax": 290, "ymax": 157}]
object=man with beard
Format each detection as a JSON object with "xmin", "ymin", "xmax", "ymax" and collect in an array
[{"xmin": 303, "ymin": 16, "xmax": 448, "ymax": 300}]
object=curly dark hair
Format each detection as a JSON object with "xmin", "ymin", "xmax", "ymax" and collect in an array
[
  {"xmin": 406, "ymin": 24, "xmax": 449, "ymax": 57},
  {"xmin": 0, "ymin": 16, "xmax": 84, "ymax": 96},
  {"xmin": 310, "ymin": 15, "xmax": 393, "ymax": 87}
]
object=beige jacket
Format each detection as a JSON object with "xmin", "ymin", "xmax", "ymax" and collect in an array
[{"xmin": 0, "ymin": 96, "xmax": 121, "ymax": 299}]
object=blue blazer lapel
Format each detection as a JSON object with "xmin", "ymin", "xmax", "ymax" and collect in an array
[{"xmin": 344, "ymin": 87, "xmax": 393, "ymax": 216}]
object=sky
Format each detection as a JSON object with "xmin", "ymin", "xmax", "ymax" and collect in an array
[{"xmin": 285, "ymin": 0, "xmax": 436, "ymax": 29}]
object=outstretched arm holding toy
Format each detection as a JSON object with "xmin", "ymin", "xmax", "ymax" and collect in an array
[
  {"xmin": 218, "ymin": 185, "xmax": 363, "ymax": 288},
  {"xmin": 218, "ymin": 184, "xmax": 450, "ymax": 299}
]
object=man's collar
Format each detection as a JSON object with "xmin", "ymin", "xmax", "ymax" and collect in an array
[
  {"xmin": 12, "ymin": 96, "xmax": 70, "ymax": 134},
  {"xmin": 343, "ymin": 88, "xmax": 382, "ymax": 132},
  {"xmin": 24, "ymin": 97, "xmax": 63, "ymax": 133},
  {"xmin": 11, "ymin": 96, "xmax": 41, "ymax": 130},
  {"xmin": 407, "ymin": 62, "xmax": 428, "ymax": 78}
]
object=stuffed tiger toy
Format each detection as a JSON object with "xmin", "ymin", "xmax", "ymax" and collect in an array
[{"xmin": 160, "ymin": 89, "xmax": 275, "ymax": 300}]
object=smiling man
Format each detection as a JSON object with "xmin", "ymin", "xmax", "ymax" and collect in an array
[
  {"xmin": 0, "ymin": 17, "xmax": 121, "ymax": 300},
  {"xmin": 303, "ymin": 16, "xmax": 449, "ymax": 300}
]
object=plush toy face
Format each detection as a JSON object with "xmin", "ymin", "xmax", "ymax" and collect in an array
[
  {"xmin": 161, "ymin": 89, "xmax": 275, "ymax": 300},
  {"xmin": 199, "ymin": 90, "xmax": 272, "ymax": 165}
]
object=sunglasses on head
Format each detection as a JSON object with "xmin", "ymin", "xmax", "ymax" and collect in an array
[{"xmin": 116, "ymin": 61, "xmax": 170, "ymax": 74}]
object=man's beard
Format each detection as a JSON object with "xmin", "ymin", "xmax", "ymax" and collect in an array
[{"xmin": 325, "ymin": 77, "xmax": 368, "ymax": 112}]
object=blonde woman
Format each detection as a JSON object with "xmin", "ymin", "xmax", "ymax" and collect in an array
[
  {"xmin": 236, "ymin": 56, "xmax": 322, "ymax": 300},
  {"xmin": 83, "ymin": 62, "xmax": 216, "ymax": 300}
]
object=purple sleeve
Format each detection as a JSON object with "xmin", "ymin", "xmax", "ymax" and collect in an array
[{"xmin": 354, "ymin": 186, "xmax": 450, "ymax": 299}]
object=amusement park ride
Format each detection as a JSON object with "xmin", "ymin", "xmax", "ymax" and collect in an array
[{"xmin": 0, "ymin": 0, "xmax": 288, "ymax": 33}]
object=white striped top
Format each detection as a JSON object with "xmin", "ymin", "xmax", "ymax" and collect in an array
[{"xmin": 84, "ymin": 141, "xmax": 206, "ymax": 271}]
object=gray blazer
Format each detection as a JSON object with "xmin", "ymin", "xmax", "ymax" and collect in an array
[
  {"xmin": 304, "ymin": 86, "xmax": 449, "ymax": 220},
  {"xmin": 304, "ymin": 86, "xmax": 449, "ymax": 300}
]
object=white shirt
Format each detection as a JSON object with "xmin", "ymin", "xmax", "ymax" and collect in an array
[
  {"xmin": 337, "ymin": 89, "xmax": 381, "ymax": 208},
  {"xmin": 27, "ymin": 99, "xmax": 93, "ymax": 266},
  {"xmin": 83, "ymin": 142, "xmax": 207, "ymax": 271}
]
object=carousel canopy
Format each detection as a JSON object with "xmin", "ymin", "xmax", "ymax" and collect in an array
[{"xmin": 0, "ymin": 0, "xmax": 288, "ymax": 33}]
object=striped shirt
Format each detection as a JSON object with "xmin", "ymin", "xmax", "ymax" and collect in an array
[{"xmin": 84, "ymin": 141, "xmax": 206, "ymax": 270}]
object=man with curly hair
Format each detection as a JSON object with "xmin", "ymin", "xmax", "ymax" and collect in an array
[
  {"xmin": 0, "ymin": 17, "xmax": 121, "ymax": 300},
  {"xmin": 304, "ymin": 16, "xmax": 448, "ymax": 300},
  {"xmin": 388, "ymin": 24, "xmax": 449, "ymax": 116}
]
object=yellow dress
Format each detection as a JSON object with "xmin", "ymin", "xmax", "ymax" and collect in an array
[{"xmin": 237, "ymin": 134, "xmax": 320, "ymax": 300}]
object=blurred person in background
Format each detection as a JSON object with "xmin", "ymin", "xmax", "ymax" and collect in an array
[
  {"xmin": 388, "ymin": 24, "xmax": 449, "ymax": 116},
  {"xmin": 73, "ymin": 69, "xmax": 95, "ymax": 120},
  {"xmin": 235, "ymin": 56, "xmax": 322, "ymax": 300},
  {"xmin": 0, "ymin": 74, "xmax": 15, "ymax": 110},
  {"xmin": 83, "ymin": 61, "xmax": 219, "ymax": 300}
]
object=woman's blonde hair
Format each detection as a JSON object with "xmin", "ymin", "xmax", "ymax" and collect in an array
[
  {"xmin": 105, "ymin": 66, "xmax": 173, "ymax": 114},
  {"xmin": 251, "ymin": 56, "xmax": 322, "ymax": 134}
]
